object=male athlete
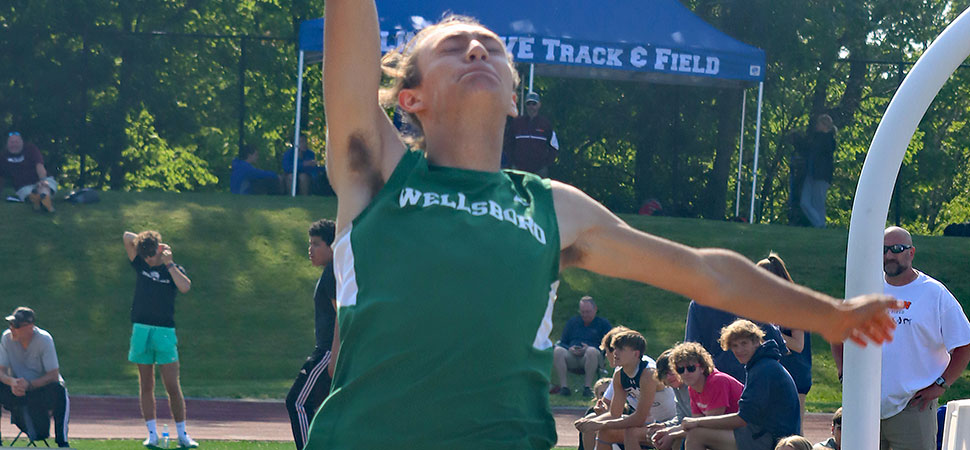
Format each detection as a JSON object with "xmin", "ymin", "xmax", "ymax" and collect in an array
[{"xmin": 307, "ymin": 3, "xmax": 900, "ymax": 448}]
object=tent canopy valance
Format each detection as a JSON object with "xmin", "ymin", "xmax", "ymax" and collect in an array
[{"xmin": 298, "ymin": 0, "xmax": 765, "ymax": 87}]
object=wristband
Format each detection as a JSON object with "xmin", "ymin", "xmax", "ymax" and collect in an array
[{"xmin": 166, "ymin": 262, "xmax": 176, "ymax": 269}]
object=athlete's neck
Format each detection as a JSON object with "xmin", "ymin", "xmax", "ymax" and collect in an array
[{"xmin": 421, "ymin": 112, "xmax": 505, "ymax": 172}]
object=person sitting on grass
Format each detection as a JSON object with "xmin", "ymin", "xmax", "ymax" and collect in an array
[
  {"xmin": 644, "ymin": 348, "xmax": 693, "ymax": 450},
  {"xmin": 231, "ymin": 145, "xmax": 280, "ymax": 195},
  {"xmin": 776, "ymin": 435, "xmax": 813, "ymax": 450},
  {"xmin": 553, "ymin": 296, "xmax": 612, "ymax": 397},
  {"xmin": 650, "ymin": 341, "xmax": 743, "ymax": 450},
  {"xmin": 0, "ymin": 132, "xmax": 56, "ymax": 212},
  {"xmin": 577, "ymin": 377, "xmax": 614, "ymax": 450},
  {"xmin": 681, "ymin": 319, "xmax": 800, "ymax": 450},
  {"xmin": 575, "ymin": 330, "xmax": 676, "ymax": 450},
  {"xmin": 812, "ymin": 408, "xmax": 841, "ymax": 450}
]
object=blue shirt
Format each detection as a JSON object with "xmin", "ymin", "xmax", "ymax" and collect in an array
[
  {"xmin": 779, "ymin": 328, "xmax": 812, "ymax": 393},
  {"xmin": 738, "ymin": 340, "xmax": 800, "ymax": 440},
  {"xmin": 282, "ymin": 149, "xmax": 322, "ymax": 175},
  {"xmin": 684, "ymin": 301, "xmax": 788, "ymax": 383},
  {"xmin": 230, "ymin": 158, "xmax": 278, "ymax": 194},
  {"xmin": 558, "ymin": 315, "xmax": 611, "ymax": 348}
]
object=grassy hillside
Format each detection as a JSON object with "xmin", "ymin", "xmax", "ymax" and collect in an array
[{"xmin": 1, "ymin": 191, "xmax": 968, "ymax": 410}]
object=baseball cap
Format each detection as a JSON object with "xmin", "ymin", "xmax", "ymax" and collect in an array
[
  {"xmin": 5, "ymin": 307, "xmax": 35, "ymax": 328},
  {"xmin": 525, "ymin": 92, "xmax": 540, "ymax": 104}
]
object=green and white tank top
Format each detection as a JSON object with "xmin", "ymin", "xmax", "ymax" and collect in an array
[{"xmin": 307, "ymin": 150, "xmax": 561, "ymax": 449}]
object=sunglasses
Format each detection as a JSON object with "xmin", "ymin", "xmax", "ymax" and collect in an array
[
  {"xmin": 675, "ymin": 364, "xmax": 698, "ymax": 374},
  {"xmin": 7, "ymin": 132, "xmax": 20, "ymax": 137},
  {"xmin": 884, "ymin": 244, "xmax": 913, "ymax": 254}
]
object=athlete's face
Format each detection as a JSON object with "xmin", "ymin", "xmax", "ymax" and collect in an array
[
  {"xmin": 308, "ymin": 235, "xmax": 333, "ymax": 267},
  {"xmin": 675, "ymin": 359, "xmax": 704, "ymax": 387},
  {"xmin": 663, "ymin": 371, "xmax": 683, "ymax": 388},
  {"xmin": 613, "ymin": 346, "xmax": 640, "ymax": 367},
  {"xmin": 401, "ymin": 23, "xmax": 517, "ymax": 120},
  {"xmin": 729, "ymin": 338, "xmax": 759, "ymax": 365}
]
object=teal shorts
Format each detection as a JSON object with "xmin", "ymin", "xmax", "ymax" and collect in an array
[{"xmin": 128, "ymin": 324, "xmax": 179, "ymax": 365}]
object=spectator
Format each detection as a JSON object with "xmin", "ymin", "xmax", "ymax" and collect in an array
[
  {"xmin": 231, "ymin": 145, "xmax": 280, "ymax": 195},
  {"xmin": 574, "ymin": 330, "xmax": 675, "ymax": 450},
  {"xmin": 812, "ymin": 407, "xmax": 841, "ymax": 450},
  {"xmin": 685, "ymin": 300, "xmax": 789, "ymax": 383},
  {"xmin": 282, "ymin": 135, "xmax": 327, "ymax": 195},
  {"xmin": 651, "ymin": 341, "xmax": 744, "ymax": 449},
  {"xmin": 0, "ymin": 132, "xmax": 56, "ymax": 212},
  {"xmin": 576, "ymin": 326, "xmax": 632, "ymax": 450},
  {"xmin": 505, "ymin": 92, "xmax": 559, "ymax": 176},
  {"xmin": 792, "ymin": 114, "xmax": 836, "ymax": 228},
  {"xmin": 577, "ymin": 377, "xmax": 613, "ymax": 450},
  {"xmin": 0, "ymin": 307, "xmax": 69, "ymax": 448},
  {"xmin": 757, "ymin": 253, "xmax": 811, "ymax": 424},
  {"xmin": 681, "ymin": 319, "xmax": 800, "ymax": 450},
  {"xmin": 776, "ymin": 436, "xmax": 813, "ymax": 450},
  {"xmin": 645, "ymin": 348, "xmax": 692, "ymax": 450},
  {"xmin": 285, "ymin": 219, "xmax": 338, "ymax": 450},
  {"xmin": 553, "ymin": 296, "xmax": 612, "ymax": 397},
  {"xmin": 835, "ymin": 226, "xmax": 970, "ymax": 450},
  {"xmin": 122, "ymin": 230, "xmax": 198, "ymax": 449}
]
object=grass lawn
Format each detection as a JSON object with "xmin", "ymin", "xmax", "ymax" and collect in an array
[{"xmin": 1, "ymin": 191, "xmax": 969, "ymax": 411}]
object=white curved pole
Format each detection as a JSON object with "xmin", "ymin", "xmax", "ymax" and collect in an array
[
  {"xmin": 748, "ymin": 82, "xmax": 763, "ymax": 223},
  {"xmin": 735, "ymin": 89, "xmax": 746, "ymax": 218},
  {"xmin": 844, "ymin": 6, "xmax": 970, "ymax": 450}
]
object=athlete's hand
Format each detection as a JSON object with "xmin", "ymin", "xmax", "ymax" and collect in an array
[
  {"xmin": 823, "ymin": 294, "xmax": 902, "ymax": 346},
  {"xmin": 159, "ymin": 244, "xmax": 174, "ymax": 265}
]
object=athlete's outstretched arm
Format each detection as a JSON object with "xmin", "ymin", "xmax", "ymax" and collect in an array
[
  {"xmin": 324, "ymin": 0, "xmax": 406, "ymax": 229},
  {"xmin": 552, "ymin": 181, "xmax": 901, "ymax": 346}
]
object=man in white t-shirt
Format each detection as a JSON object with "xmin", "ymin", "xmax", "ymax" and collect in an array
[{"xmin": 877, "ymin": 226, "xmax": 970, "ymax": 450}]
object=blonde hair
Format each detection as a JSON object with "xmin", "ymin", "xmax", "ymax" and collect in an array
[
  {"xmin": 774, "ymin": 435, "xmax": 812, "ymax": 450},
  {"xmin": 378, "ymin": 14, "xmax": 520, "ymax": 149},
  {"xmin": 668, "ymin": 342, "xmax": 715, "ymax": 376},
  {"xmin": 719, "ymin": 319, "xmax": 765, "ymax": 351}
]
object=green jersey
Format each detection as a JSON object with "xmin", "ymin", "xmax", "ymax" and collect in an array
[{"xmin": 307, "ymin": 150, "xmax": 561, "ymax": 449}]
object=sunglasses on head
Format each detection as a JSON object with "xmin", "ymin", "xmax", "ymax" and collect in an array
[
  {"xmin": 675, "ymin": 364, "xmax": 698, "ymax": 374},
  {"xmin": 8, "ymin": 132, "xmax": 20, "ymax": 137},
  {"xmin": 884, "ymin": 244, "xmax": 913, "ymax": 254}
]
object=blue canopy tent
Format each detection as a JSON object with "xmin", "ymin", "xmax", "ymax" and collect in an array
[{"xmin": 293, "ymin": 1, "xmax": 766, "ymax": 221}]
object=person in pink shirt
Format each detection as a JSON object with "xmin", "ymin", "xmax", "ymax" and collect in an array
[{"xmin": 650, "ymin": 342, "xmax": 743, "ymax": 448}]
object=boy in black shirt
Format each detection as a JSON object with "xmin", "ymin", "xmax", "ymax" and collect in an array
[
  {"xmin": 285, "ymin": 219, "xmax": 337, "ymax": 450},
  {"xmin": 123, "ymin": 230, "xmax": 197, "ymax": 449}
]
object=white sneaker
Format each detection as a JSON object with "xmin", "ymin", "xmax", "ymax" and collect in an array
[
  {"xmin": 178, "ymin": 434, "xmax": 199, "ymax": 448},
  {"xmin": 143, "ymin": 434, "xmax": 160, "ymax": 449}
]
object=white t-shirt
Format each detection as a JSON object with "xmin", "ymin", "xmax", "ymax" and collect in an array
[
  {"xmin": 880, "ymin": 271, "xmax": 970, "ymax": 418},
  {"xmin": 603, "ymin": 355, "xmax": 678, "ymax": 423}
]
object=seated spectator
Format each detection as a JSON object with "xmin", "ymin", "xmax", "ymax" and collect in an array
[
  {"xmin": 685, "ymin": 299, "xmax": 789, "ymax": 383},
  {"xmin": 650, "ymin": 341, "xmax": 743, "ymax": 449},
  {"xmin": 812, "ymin": 408, "xmax": 841, "ymax": 450},
  {"xmin": 282, "ymin": 135, "xmax": 327, "ymax": 196},
  {"xmin": 231, "ymin": 145, "xmax": 280, "ymax": 195},
  {"xmin": 553, "ymin": 296, "xmax": 611, "ymax": 397},
  {"xmin": 681, "ymin": 320, "xmax": 800, "ymax": 450},
  {"xmin": 776, "ymin": 436, "xmax": 813, "ymax": 450},
  {"xmin": 575, "ymin": 330, "xmax": 676, "ymax": 450},
  {"xmin": 577, "ymin": 377, "xmax": 614, "ymax": 450},
  {"xmin": 576, "ymin": 326, "xmax": 631, "ymax": 450},
  {"xmin": 0, "ymin": 132, "xmax": 56, "ymax": 212},
  {"xmin": 645, "ymin": 348, "xmax": 692, "ymax": 450},
  {"xmin": 0, "ymin": 307, "xmax": 69, "ymax": 447}
]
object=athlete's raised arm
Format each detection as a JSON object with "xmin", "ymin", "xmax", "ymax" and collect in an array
[
  {"xmin": 552, "ymin": 181, "xmax": 901, "ymax": 346},
  {"xmin": 323, "ymin": 0, "xmax": 406, "ymax": 229}
]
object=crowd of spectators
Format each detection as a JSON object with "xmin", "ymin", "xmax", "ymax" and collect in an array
[{"xmin": 566, "ymin": 230, "xmax": 970, "ymax": 450}]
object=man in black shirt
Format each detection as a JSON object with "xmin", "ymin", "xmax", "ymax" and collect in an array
[
  {"xmin": 122, "ymin": 230, "xmax": 198, "ymax": 449},
  {"xmin": 285, "ymin": 219, "xmax": 337, "ymax": 450}
]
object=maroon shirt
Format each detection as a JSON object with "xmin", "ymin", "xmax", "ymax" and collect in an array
[
  {"xmin": 507, "ymin": 115, "xmax": 558, "ymax": 174},
  {"xmin": 1, "ymin": 143, "xmax": 43, "ymax": 189}
]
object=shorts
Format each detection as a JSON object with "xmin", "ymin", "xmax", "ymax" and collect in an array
[
  {"xmin": 733, "ymin": 426, "xmax": 776, "ymax": 450},
  {"xmin": 14, "ymin": 177, "xmax": 58, "ymax": 201},
  {"xmin": 128, "ymin": 323, "xmax": 179, "ymax": 365}
]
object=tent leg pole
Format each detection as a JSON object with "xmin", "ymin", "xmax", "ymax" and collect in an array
[
  {"xmin": 748, "ymin": 82, "xmax": 764, "ymax": 223},
  {"xmin": 292, "ymin": 50, "xmax": 305, "ymax": 197},
  {"xmin": 529, "ymin": 64, "xmax": 535, "ymax": 93},
  {"xmin": 735, "ymin": 89, "xmax": 747, "ymax": 218}
]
